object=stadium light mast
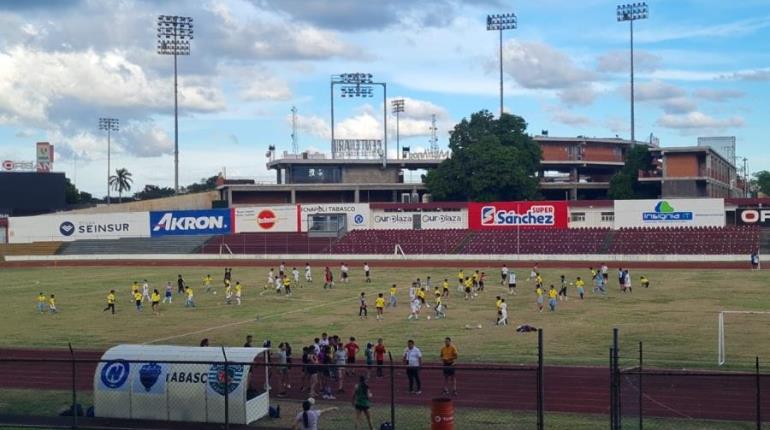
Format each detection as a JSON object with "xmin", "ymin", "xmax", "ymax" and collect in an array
[
  {"xmin": 157, "ymin": 15, "xmax": 194, "ymax": 194},
  {"xmin": 392, "ymin": 99, "xmax": 404, "ymax": 159},
  {"xmin": 617, "ymin": 3, "xmax": 648, "ymax": 144},
  {"xmin": 98, "ymin": 117, "xmax": 119, "ymax": 205},
  {"xmin": 330, "ymin": 73, "xmax": 388, "ymax": 167},
  {"xmin": 486, "ymin": 12, "xmax": 517, "ymax": 119}
]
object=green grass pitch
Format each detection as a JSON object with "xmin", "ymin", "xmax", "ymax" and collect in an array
[{"xmin": 3, "ymin": 265, "xmax": 770, "ymax": 369}]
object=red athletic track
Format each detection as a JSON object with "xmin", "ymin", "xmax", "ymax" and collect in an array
[
  {"xmin": 1, "ymin": 348, "xmax": 767, "ymax": 423},
  {"xmin": 0, "ymin": 259, "xmax": 752, "ymax": 270}
]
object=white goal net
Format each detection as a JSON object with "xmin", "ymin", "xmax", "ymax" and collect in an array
[{"xmin": 718, "ymin": 310, "xmax": 770, "ymax": 366}]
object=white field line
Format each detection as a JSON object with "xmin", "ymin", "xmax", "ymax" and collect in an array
[{"xmin": 145, "ymin": 296, "xmax": 358, "ymax": 344}]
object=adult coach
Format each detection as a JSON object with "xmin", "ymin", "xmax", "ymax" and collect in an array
[
  {"xmin": 440, "ymin": 337, "xmax": 458, "ymax": 396},
  {"xmin": 403, "ymin": 340, "xmax": 422, "ymax": 395}
]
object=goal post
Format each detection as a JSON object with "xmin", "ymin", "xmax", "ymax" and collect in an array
[{"xmin": 718, "ymin": 310, "xmax": 770, "ymax": 366}]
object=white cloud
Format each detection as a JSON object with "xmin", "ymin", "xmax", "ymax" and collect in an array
[
  {"xmin": 546, "ymin": 106, "xmax": 593, "ymax": 127},
  {"xmin": 240, "ymin": 73, "xmax": 293, "ymax": 101},
  {"xmin": 503, "ymin": 40, "xmax": 595, "ymax": 90},
  {"xmin": 558, "ymin": 87, "xmax": 598, "ymax": 107},
  {"xmin": 656, "ymin": 112, "xmax": 745, "ymax": 130},
  {"xmin": 605, "ymin": 117, "xmax": 629, "ymax": 134},
  {"xmin": 292, "ymin": 114, "xmax": 331, "ymax": 140},
  {"xmin": 622, "ymin": 80, "xmax": 686, "ymax": 101},
  {"xmin": 597, "ymin": 50, "xmax": 661, "ymax": 73},
  {"xmin": 718, "ymin": 68, "xmax": 770, "ymax": 81},
  {"xmin": 693, "ymin": 88, "xmax": 746, "ymax": 102},
  {"xmin": 660, "ymin": 97, "xmax": 698, "ymax": 114}
]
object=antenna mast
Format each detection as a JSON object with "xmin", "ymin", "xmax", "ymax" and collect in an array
[
  {"xmin": 291, "ymin": 106, "xmax": 298, "ymax": 154},
  {"xmin": 429, "ymin": 114, "xmax": 439, "ymax": 156}
]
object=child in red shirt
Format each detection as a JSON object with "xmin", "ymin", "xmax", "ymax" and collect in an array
[{"xmin": 374, "ymin": 338, "xmax": 386, "ymax": 378}]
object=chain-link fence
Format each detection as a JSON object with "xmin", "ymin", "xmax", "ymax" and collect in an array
[{"xmin": 2, "ymin": 330, "xmax": 769, "ymax": 430}]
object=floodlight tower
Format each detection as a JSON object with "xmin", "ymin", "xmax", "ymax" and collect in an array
[
  {"xmin": 157, "ymin": 15, "xmax": 194, "ymax": 194},
  {"xmin": 98, "ymin": 117, "xmax": 119, "ymax": 205},
  {"xmin": 429, "ymin": 114, "xmax": 439, "ymax": 157},
  {"xmin": 486, "ymin": 12, "xmax": 517, "ymax": 118},
  {"xmin": 291, "ymin": 106, "xmax": 298, "ymax": 155},
  {"xmin": 330, "ymin": 73, "xmax": 388, "ymax": 167},
  {"xmin": 617, "ymin": 3, "xmax": 648, "ymax": 144},
  {"xmin": 392, "ymin": 99, "xmax": 404, "ymax": 159}
]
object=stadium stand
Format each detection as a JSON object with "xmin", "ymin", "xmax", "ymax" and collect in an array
[
  {"xmin": 327, "ymin": 229, "xmax": 469, "ymax": 255},
  {"xmin": 200, "ymin": 232, "xmax": 338, "ymax": 255},
  {"xmin": 458, "ymin": 228, "xmax": 610, "ymax": 255},
  {"xmin": 56, "ymin": 236, "xmax": 213, "ymax": 255},
  {"xmin": 41, "ymin": 226, "xmax": 761, "ymax": 256},
  {"xmin": 607, "ymin": 225, "xmax": 760, "ymax": 255}
]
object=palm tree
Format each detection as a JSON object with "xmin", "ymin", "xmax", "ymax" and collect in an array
[{"xmin": 109, "ymin": 168, "xmax": 133, "ymax": 203}]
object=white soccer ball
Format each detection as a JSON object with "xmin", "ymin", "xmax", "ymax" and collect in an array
[
  {"xmin": 427, "ymin": 316, "xmax": 431, "ymax": 320},
  {"xmin": 477, "ymin": 324, "xmax": 483, "ymax": 329},
  {"xmin": 213, "ymin": 291, "xmax": 217, "ymax": 295}
]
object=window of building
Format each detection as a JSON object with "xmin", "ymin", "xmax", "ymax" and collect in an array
[
  {"xmin": 571, "ymin": 212, "xmax": 586, "ymax": 222},
  {"xmin": 601, "ymin": 212, "xmax": 614, "ymax": 222}
]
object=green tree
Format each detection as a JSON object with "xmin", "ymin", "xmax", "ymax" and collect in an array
[
  {"xmin": 425, "ymin": 110, "xmax": 541, "ymax": 201},
  {"xmin": 185, "ymin": 175, "xmax": 220, "ymax": 193},
  {"xmin": 64, "ymin": 178, "xmax": 96, "ymax": 205},
  {"xmin": 108, "ymin": 168, "xmax": 133, "ymax": 203},
  {"xmin": 133, "ymin": 184, "xmax": 175, "ymax": 201},
  {"xmin": 608, "ymin": 144, "xmax": 657, "ymax": 199},
  {"xmin": 752, "ymin": 171, "xmax": 770, "ymax": 196}
]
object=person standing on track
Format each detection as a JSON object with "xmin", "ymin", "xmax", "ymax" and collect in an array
[
  {"xmin": 374, "ymin": 338, "xmax": 386, "ymax": 378},
  {"xmin": 103, "ymin": 290, "xmax": 116, "ymax": 315},
  {"xmin": 352, "ymin": 375, "xmax": 374, "ymax": 430},
  {"xmin": 440, "ymin": 337, "xmax": 458, "ymax": 396},
  {"xmin": 403, "ymin": 339, "xmax": 422, "ymax": 395}
]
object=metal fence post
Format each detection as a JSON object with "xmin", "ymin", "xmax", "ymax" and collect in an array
[
  {"xmin": 221, "ymin": 347, "xmax": 230, "ymax": 430},
  {"xmin": 68, "ymin": 343, "xmax": 78, "ymax": 429},
  {"xmin": 639, "ymin": 341, "xmax": 643, "ymax": 430},
  {"xmin": 537, "ymin": 328, "xmax": 544, "ymax": 430},
  {"xmin": 388, "ymin": 351, "xmax": 396, "ymax": 430},
  {"xmin": 613, "ymin": 328, "xmax": 620, "ymax": 430},
  {"xmin": 756, "ymin": 356, "xmax": 761, "ymax": 430},
  {"xmin": 609, "ymin": 347, "xmax": 615, "ymax": 430}
]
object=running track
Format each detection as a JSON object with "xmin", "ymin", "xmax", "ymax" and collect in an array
[{"xmin": 1, "ymin": 348, "xmax": 767, "ymax": 423}]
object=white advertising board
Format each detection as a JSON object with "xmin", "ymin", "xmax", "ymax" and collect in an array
[
  {"xmin": 613, "ymin": 199, "xmax": 725, "ymax": 229},
  {"xmin": 299, "ymin": 203, "xmax": 370, "ymax": 231},
  {"xmin": 369, "ymin": 210, "xmax": 468, "ymax": 230},
  {"xmin": 9, "ymin": 212, "xmax": 150, "ymax": 243},
  {"xmin": 234, "ymin": 206, "xmax": 298, "ymax": 233}
]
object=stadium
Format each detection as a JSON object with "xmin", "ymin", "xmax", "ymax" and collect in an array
[{"xmin": 1, "ymin": 2, "xmax": 769, "ymax": 430}]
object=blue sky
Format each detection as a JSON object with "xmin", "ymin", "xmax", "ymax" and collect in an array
[{"xmin": 0, "ymin": 0, "xmax": 768, "ymax": 196}]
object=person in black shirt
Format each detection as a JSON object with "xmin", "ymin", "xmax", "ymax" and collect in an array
[
  {"xmin": 177, "ymin": 275, "xmax": 186, "ymax": 294},
  {"xmin": 244, "ymin": 335, "xmax": 253, "ymax": 348}
]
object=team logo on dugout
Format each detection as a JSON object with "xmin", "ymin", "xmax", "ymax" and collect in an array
[
  {"xmin": 100, "ymin": 360, "xmax": 130, "ymax": 389},
  {"xmin": 207, "ymin": 364, "xmax": 244, "ymax": 396},
  {"xmin": 481, "ymin": 205, "xmax": 555, "ymax": 226}
]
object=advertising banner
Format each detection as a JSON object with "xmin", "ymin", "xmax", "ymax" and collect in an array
[
  {"xmin": 150, "ymin": 209, "xmax": 233, "ymax": 237},
  {"xmin": 299, "ymin": 203, "xmax": 370, "ymax": 231},
  {"xmin": 736, "ymin": 208, "xmax": 770, "ymax": 226},
  {"xmin": 370, "ymin": 210, "xmax": 468, "ymax": 230},
  {"xmin": 613, "ymin": 199, "xmax": 725, "ymax": 229},
  {"xmin": 234, "ymin": 206, "xmax": 299, "ymax": 233},
  {"xmin": 9, "ymin": 212, "xmax": 150, "ymax": 243},
  {"xmin": 467, "ymin": 201, "xmax": 569, "ymax": 230}
]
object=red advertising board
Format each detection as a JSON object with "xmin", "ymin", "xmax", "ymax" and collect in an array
[{"xmin": 467, "ymin": 201, "xmax": 569, "ymax": 230}]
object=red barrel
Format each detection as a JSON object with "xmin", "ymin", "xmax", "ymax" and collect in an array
[{"xmin": 431, "ymin": 397, "xmax": 455, "ymax": 430}]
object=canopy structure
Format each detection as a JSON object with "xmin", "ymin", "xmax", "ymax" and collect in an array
[{"xmin": 94, "ymin": 345, "xmax": 270, "ymax": 424}]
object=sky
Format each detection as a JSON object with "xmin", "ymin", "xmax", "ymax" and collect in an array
[{"xmin": 0, "ymin": 0, "xmax": 768, "ymax": 197}]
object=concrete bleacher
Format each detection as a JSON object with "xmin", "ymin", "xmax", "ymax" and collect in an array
[
  {"xmin": 0, "ymin": 242, "xmax": 62, "ymax": 259},
  {"xmin": 56, "ymin": 236, "xmax": 214, "ymax": 255},
  {"xmin": 200, "ymin": 232, "xmax": 338, "ymax": 255}
]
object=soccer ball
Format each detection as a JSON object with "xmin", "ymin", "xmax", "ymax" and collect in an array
[
  {"xmin": 477, "ymin": 324, "xmax": 483, "ymax": 329},
  {"xmin": 427, "ymin": 316, "xmax": 431, "ymax": 320},
  {"xmin": 213, "ymin": 291, "xmax": 217, "ymax": 295}
]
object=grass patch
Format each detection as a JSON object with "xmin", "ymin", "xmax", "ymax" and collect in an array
[{"xmin": 3, "ymin": 266, "xmax": 770, "ymax": 370}]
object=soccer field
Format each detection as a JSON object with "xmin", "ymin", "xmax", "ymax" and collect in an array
[{"xmin": 4, "ymin": 265, "xmax": 769, "ymax": 369}]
